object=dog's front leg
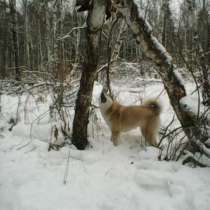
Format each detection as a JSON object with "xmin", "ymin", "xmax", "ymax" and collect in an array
[{"xmin": 111, "ymin": 131, "xmax": 119, "ymax": 146}]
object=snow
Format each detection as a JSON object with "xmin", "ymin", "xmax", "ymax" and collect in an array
[
  {"xmin": 1, "ymin": 134, "xmax": 210, "ymax": 210},
  {"xmin": 1, "ymin": 76, "xmax": 210, "ymax": 210}
]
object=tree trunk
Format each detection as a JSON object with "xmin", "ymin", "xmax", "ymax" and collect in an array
[
  {"xmin": 0, "ymin": 0, "xmax": 7, "ymax": 79},
  {"xmin": 197, "ymin": 4, "xmax": 210, "ymax": 106},
  {"xmin": 22, "ymin": 0, "xmax": 30, "ymax": 70},
  {"xmin": 9, "ymin": 0, "xmax": 20, "ymax": 81},
  {"xmin": 208, "ymin": 5, "xmax": 210, "ymax": 65},
  {"xmin": 44, "ymin": 1, "xmax": 52, "ymax": 73},
  {"xmin": 162, "ymin": 1, "xmax": 167, "ymax": 47},
  {"xmin": 113, "ymin": 0, "xmax": 209, "ymax": 153},
  {"xmin": 205, "ymin": 4, "xmax": 210, "ymax": 105},
  {"xmin": 111, "ymin": 19, "xmax": 127, "ymax": 61},
  {"xmin": 72, "ymin": 0, "xmax": 107, "ymax": 149}
]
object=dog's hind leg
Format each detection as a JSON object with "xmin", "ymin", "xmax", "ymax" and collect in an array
[
  {"xmin": 148, "ymin": 117, "xmax": 160, "ymax": 147},
  {"xmin": 146, "ymin": 131, "xmax": 158, "ymax": 147},
  {"xmin": 139, "ymin": 127, "xmax": 147, "ymax": 150},
  {"xmin": 111, "ymin": 130, "xmax": 120, "ymax": 146},
  {"xmin": 141, "ymin": 123, "xmax": 158, "ymax": 147}
]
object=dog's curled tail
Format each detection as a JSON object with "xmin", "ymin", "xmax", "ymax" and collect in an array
[{"xmin": 143, "ymin": 99, "xmax": 162, "ymax": 115}]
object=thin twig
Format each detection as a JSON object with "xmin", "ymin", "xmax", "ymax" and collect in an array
[{"xmin": 63, "ymin": 147, "xmax": 71, "ymax": 184}]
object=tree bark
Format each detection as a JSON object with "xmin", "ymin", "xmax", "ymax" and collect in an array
[
  {"xmin": 22, "ymin": 0, "xmax": 30, "ymax": 70},
  {"xmin": 208, "ymin": 4, "xmax": 210, "ymax": 65},
  {"xmin": 0, "ymin": 0, "xmax": 7, "ymax": 79},
  {"xmin": 72, "ymin": 0, "xmax": 107, "ymax": 149},
  {"xmin": 111, "ymin": 19, "xmax": 127, "ymax": 61},
  {"xmin": 203, "ymin": 4, "xmax": 210, "ymax": 105},
  {"xmin": 113, "ymin": 0, "xmax": 209, "ymax": 153},
  {"xmin": 9, "ymin": 0, "xmax": 20, "ymax": 81}
]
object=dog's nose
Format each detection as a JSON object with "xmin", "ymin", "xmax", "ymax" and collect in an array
[{"xmin": 101, "ymin": 91, "xmax": 107, "ymax": 103}]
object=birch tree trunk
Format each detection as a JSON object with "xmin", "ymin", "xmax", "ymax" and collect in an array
[
  {"xmin": 72, "ymin": 0, "xmax": 107, "ymax": 149},
  {"xmin": 113, "ymin": 0, "xmax": 209, "ymax": 153}
]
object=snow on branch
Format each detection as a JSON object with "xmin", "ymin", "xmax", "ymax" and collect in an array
[
  {"xmin": 173, "ymin": 69, "xmax": 185, "ymax": 87},
  {"xmin": 180, "ymin": 96, "xmax": 210, "ymax": 124}
]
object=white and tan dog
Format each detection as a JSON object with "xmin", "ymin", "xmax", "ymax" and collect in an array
[{"xmin": 99, "ymin": 90, "xmax": 162, "ymax": 146}]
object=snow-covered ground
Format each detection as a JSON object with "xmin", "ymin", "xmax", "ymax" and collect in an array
[{"xmin": 0, "ymin": 77, "xmax": 210, "ymax": 210}]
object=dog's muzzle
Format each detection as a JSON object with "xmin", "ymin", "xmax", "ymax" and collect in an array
[{"xmin": 100, "ymin": 91, "xmax": 107, "ymax": 103}]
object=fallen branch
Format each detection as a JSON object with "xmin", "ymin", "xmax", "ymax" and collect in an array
[{"xmin": 182, "ymin": 156, "xmax": 208, "ymax": 168}]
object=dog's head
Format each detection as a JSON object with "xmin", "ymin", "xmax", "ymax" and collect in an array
[{"xmin": 99, "ymin": 89, "xmax": 113, "ymax": 111}]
